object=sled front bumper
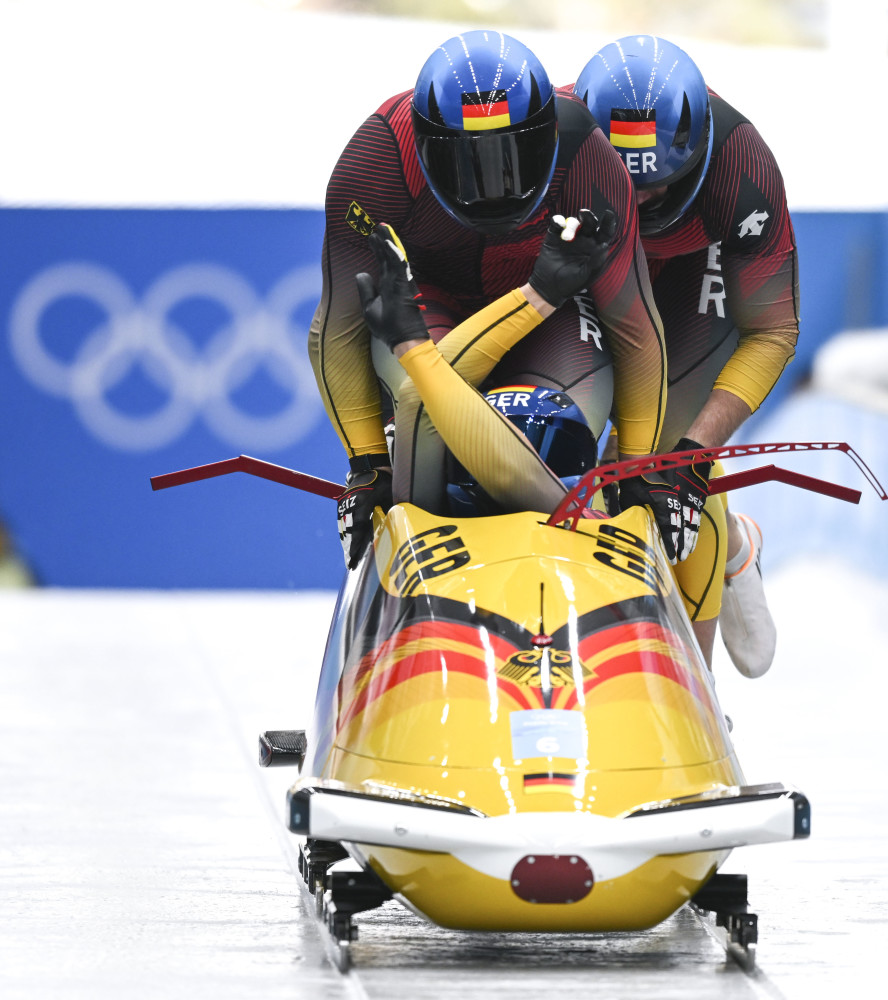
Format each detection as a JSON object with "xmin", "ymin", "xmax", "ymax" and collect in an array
[{"xmin": 286, "ymin": 779, "xmax": 809, "ymax": 883}]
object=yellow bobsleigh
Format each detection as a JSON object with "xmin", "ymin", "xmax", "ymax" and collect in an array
[
  {"xmin": 284, "ymin": 499, "xmax": 804, "ymax": 942},
  {"xmin": 152, "ymin": 440, "xmax": 885, "ymax": 970}
]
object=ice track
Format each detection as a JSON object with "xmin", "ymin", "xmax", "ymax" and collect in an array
[{"xmin": 1, "ymin": 561, "xmax": 886, "ymax": 999}]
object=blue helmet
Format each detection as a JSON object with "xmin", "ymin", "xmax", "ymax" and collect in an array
[
  {"xmin": 447, "ymin": 386, "xmax": 598, "ymax": 516},
  {"xmin": 574, "ymin": 35, "xmax": 713, "ymax": 234},
  {"xmin": 485, "ymin": 385, "xmax": 598, "ymax": 479},
  {"xmin": 412, "ymin": 31, "xmax": 559, "ymax": 236}
]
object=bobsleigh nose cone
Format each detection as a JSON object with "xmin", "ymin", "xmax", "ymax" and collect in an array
[{"xmin": 510, "ymin": 854, "xmax": 594, "ymax": 904}]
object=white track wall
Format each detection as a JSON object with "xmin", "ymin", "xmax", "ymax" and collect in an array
[{"xmin": 0, "ymin": 1, "xmax": 885, "ymax": 211}]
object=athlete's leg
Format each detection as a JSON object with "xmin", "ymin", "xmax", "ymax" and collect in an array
[
  {"xmin": 725, "ymin": 509, "xmax": 744, "ymax": 559},
  {"xmin": 651, "ymin": 249, "xmax": 775, "ymax": 675},
  {"xmin": 671, "ymin": 465, "xmax": 729, "ymax": 668},
  {"xmin": 692, "ymin": 619, "xmax": 719, "ymax": 669},
  {"xmin": 720, "ymin": 511, "xmax": 776, "ymax": 677}
]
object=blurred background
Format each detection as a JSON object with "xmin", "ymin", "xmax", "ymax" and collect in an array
[{"xmin": 1, "ymin": 0, "xmax": 886, "ymax": 590}]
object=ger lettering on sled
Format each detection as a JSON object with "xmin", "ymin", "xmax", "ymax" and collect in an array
[{"xmin": 153, "ymin": 442, "xmax": 885, "ymax": 973}]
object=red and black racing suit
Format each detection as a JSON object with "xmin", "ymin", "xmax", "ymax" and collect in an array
[
  {"xmin": 308, "ymin": 89, "xmax": 667, "ymax": 511},
  {"xmin": 639, "ymin": 92, "xmax": 800, "ymax": 451},
  {"xmin": 615, "ymin": 92, "xmax": 800, "ymax": 621}
]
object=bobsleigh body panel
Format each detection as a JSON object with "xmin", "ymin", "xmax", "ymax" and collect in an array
[
  {"xmin": 363, "ymin": 847, "xmax": 722, "ymax": 932},
  {"xmin": 299, "ymin": 503, "xmax": 747, "ymax": 930}
]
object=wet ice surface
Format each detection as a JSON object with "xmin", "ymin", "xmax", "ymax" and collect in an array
[{"xmin": 1, "ymin": 558, "xmax": 886, "ymax": 999}]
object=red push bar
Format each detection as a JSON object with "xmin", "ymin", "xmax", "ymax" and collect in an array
[
  {"xmin": 709, "ymin": 464, "xmax": 860, "ymax": 503},
  {"xmin": 150, "ymin": 455, "xmax": 344, "ymax": 500},
  {"xmin": 548, "ymin": 441, "xmax": 887, "ymax": 530},
  {"xmin": 150, "ymin": 442, "xmax": 886, "ymax": 521}
]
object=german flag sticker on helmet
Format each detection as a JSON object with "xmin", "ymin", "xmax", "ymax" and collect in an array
[
  {"xmin": 462, "ymin": 89, "xmax": 511, "ymax": 131},
  {"xmin": 609, "ymin": 108, "xmax": 656, "ymax": 148}
]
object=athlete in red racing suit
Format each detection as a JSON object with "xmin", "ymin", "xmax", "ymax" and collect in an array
[
  {"xmin": 573, "ymin": 35, "xmax": 800, "ymax": 675},
  {"xmin": 309, "ymin": 32, "xmax": 671, "ymax": 569}
]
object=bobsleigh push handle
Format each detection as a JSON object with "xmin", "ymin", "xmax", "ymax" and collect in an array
[
  {"xmin": 548, "ymin": 441, "xmax": 887, "ymax": 531},
  {"xmin": 149, "ymin": 442, "xmax": 886, "ymax": 523},
  {"xmin": 150, "ymin": 455, "xmax": 345, "ymax": 500}
]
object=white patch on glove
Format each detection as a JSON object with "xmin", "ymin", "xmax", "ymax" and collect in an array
[
  {"xmin": 551, "ymin": 214, "xmax": 581, "ymax": 241},
  {"xmin": 385, "ymin": 238, "xmax": 413, "ymax": 281}
]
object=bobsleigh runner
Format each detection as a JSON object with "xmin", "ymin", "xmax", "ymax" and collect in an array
[{"xmin": 153, "ymin": 441, "xmax": 885, "ymax": 972}]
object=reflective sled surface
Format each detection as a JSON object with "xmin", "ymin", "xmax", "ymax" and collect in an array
[{"xmin": 290, "ymin": 501, "xmax": 806, "ymax": 943}]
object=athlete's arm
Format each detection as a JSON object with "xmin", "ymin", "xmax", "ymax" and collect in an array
[
  {"xmin": 707, "ymin": 122, "xmax": 800, "ymax": 425},
  {"xmin": 683, "ymin": 388, "xmax": 752, "ymax": 448},
  {"xmin": 392, "ymin": 283, "xmax": 555, "ymax": 359},
  {"xmin": 360, "ymin": 221, "xmax": 579, "ymax": 515},
  {"xmin": 308, "ymin": 99, "xmax": 413, "ymax": 460},
  {"xmin": 561, "ymin": 124, "xmax": 668, "ymax": 458},
  {"xmin": 395, "ymin": 286, "xmax": 569, "ymax": 515}
]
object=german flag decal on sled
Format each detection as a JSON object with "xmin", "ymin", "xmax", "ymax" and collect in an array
[{"xmin": 523, "ymin": 772, "xmax": 577, "ymax": 794}]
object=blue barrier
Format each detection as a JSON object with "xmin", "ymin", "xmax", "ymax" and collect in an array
[
  {"xmin": 747, "ymin": 211, "xmax": 888, "ymax": 430},
  {"xmin": 1, "ymin": 207, "xmax": 885, "ymax": 588},
  {"xmin": 724, "ymin": 395, "xmax": 888, "ymax": 581},
  {"xmin": 0, "ymin": 208, "xmax": 346, "ymax": 589}
]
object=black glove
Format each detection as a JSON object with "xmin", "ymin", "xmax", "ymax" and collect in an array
[
  {"xmin": 661, "ymin": 437, "xmax": 712, "ymax": 563},
  {"xmin": 356, "ymin": 224, "xmax": 430, "ymax": 350},
  {"xmin": 601, "ymin": 481, "xmax": 621, "ymax": 518},
  {"xmin": 619, "ymin": 473, "xmax": 683, "ymax": 565},
  {"xmin": 337, "ymin": 457, "xmax": 393, "ymax": 570},
  {"xmin": 527, "ymin": 208, "xmax": 618, "ymax": 308},
  {"xmin": 619, "ymin": 438, "xmax": 712, "ymax": 564}
]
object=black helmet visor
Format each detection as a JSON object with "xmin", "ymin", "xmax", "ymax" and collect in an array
[
  {"xmin": 413, "ymin": 111, "xmax": 558, "ymax": 234},
  {"xmin": 509, "ymin": 414, "xmax": 598, "ymax": 478}
]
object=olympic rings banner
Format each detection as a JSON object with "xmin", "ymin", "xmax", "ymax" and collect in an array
[
  {"xmin": 1, "ymin": 208, "xmax": 885, "ymax": 589},
  {"xmin": 0, "ymin": 208, "xmax": 347, "ymax": 589}
]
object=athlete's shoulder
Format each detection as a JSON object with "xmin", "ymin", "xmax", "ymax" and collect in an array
[
  {"xmin": 328, "ymin": 88, "xmax": 424, "ymax": 214},
  {"xmin": 707, "ymin": 92, "xmax": 784, "ymax": 182},
  {"xmin": 370, "ymin": 89, "xmax": 417, "ymax": 169},
  {"xmin": 555, "ymin": 89, "xmax": 598, "ymax": 137},
  {"xmin": 338, "ymin": 90, "xmax": 414, "ymax": 154},
  {"xmin": 550, "ymin": 90, "xmax": 607, "ymax": 186},
  {"xmin": 373, "ymin": 89, "xmax": 415, "ymax": 123},
  {"xmin": 708, "ymin": 91, "xmax": 751, "ymax": 145},
  {"xmin": 701, "ymin": 93, "xmax": 791, "ymax": 253}
]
